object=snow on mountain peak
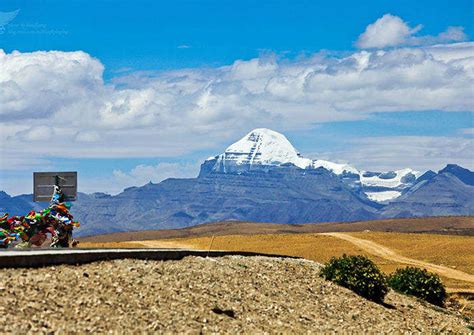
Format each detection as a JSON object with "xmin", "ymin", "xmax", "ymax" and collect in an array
[
  {"xmin": 312, "ymin": 159, "xmax": 359, "ymax": 175},
  {"xmin": 223, "ymin": 128, "xmax": 312, "ymax": 169},
  {"xmin": 212, "ymin": 128, "xmax": 359, "ymax": 174},
  {"xmin": 203, "ymin": 128, "xmax": 420, "ymax": 203}
]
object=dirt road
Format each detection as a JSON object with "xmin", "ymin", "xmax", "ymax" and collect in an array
[
  {"xmin": 129, "ymin": 240, "xmax": 196, "ymax": 249},
  {"xmin": 321, "ymin": 232, "xmax": 474, "ymax": 285}
]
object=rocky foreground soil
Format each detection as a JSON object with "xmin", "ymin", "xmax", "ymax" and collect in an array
[{"xmin": 0, "ymin": 256, "xmax": 471, "ymax": 333}]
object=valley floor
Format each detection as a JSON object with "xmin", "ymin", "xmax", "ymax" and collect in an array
[{"xmin": 80, "ymin": 232, "xmax": 474, "ymax": 291}]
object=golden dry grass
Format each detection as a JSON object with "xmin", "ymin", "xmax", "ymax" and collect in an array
[
  {"xmin": 349, "ymin": 232, "xmax": 474, "ymax": 275},
  {"xmin": 81, "ymin": 232, "xmax": 474, "ymax": 292},
  {"xmin": 81, "ymin": 234, "xmax": 380, "ymax": 261},
  {"xmin": 79, "ymin": 241, "xmax": 145, "ymax": 248}
]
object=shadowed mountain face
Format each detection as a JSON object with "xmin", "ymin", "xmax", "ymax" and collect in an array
[
  {"xmin": 0, "ymin": 192, "xmax": 42, "ymax": 216},
  {"xmin": 71, "ymin": 166, "xmax": 379, "ymax": 236},
  {"xmin": 382, "ymin": 165, "xmax": 474, "ymax": 218},
  {"xmin": 1, "ymin": 129, "xmax": 473, "ymax": 236},
  {"xmin": 439, "ymin": 164, "xmax": 474, "ymax": 186},
  {"xmin": 2, "ymin": 163, "xmax": 472, "ymax": 237}
]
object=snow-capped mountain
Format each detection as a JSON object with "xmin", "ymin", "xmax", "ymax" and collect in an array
[
  {"xmin": 203, "ymin": 128, "xmax": 359, "ymax": 174},
  {"xmin": 203, "ymin": 128, "xmax": 313, "ymax": 172},
  {"xmin": 1, "ymin": 128, "xmax": 472, "ymax": 236},
  {"xmin": 201, "ymin": 128, "xmax": 419, "ymax": 202}
]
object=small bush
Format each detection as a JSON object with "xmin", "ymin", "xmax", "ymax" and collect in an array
[
  {"xmin": 387, "ymin": 267, "xmax": 447, "ymax": 307},
  {"xmin": 320, "ymin": 254, "xmax": 388, "ymax": 303}
]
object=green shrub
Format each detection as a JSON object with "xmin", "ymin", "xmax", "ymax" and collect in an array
[
  {"xmin": 387, "ymin": 267, "xmax": 447, "ymax": 307},
  {"xmin": 320, "ymin": 254, "xmax": 388, "ymax": 303}
]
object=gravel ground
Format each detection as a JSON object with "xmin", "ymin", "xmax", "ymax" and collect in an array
[{"xmin": 0, "ymin": 256, "xmax": 470, "ymax": 334}]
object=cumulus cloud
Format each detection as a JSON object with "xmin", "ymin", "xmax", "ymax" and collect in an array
[
  {"xmin": 0, "ymin": 49, "xmax": 104, "ymax": 121},
  {"xmin": 16, "ymin": 125, "xmax": 55, "ymax": 141},
  {"xmin": 356, "ymin": 14, "xmax": 467, "ymax": 49},
  {"xmin": 322, "ymin": 136, "xmax": 474, "ymax": 172},
  {"xmin": 0, "ymin": 42, "xmax": 473, "ymax": 173},
  {"xmin": 0, "ymin": 161, "xmax": 201, "ymax": 195},
  {"xmin": 74, "ymin": 130, "xmax": 101, "ymax": 143},
  {"xmin": 112, "ymin": 162, "xmax": 200, "ymax": 191}
]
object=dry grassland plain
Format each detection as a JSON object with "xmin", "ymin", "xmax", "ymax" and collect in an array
[{"xmin": 81, "ymin": 232, "xmax": 474, "ymax": 292}]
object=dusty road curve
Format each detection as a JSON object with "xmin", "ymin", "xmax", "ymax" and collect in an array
[
  {"xmin": 126, "ymin": 240, "xmax": 197, "ymax": 249},
  {"xmin": 320, "ymin": 232, "xmax": 474, "ymax": 284}
]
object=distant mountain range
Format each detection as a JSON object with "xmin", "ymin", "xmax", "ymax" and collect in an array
[{"xmin": 1, "ymin": 128, "xmax": 473, "ymax": 236}]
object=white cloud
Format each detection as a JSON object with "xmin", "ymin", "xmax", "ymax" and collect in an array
[
  {"xmin": 356, "ymin": 14, "xmax": 421, "ymax": 49},
  {"xmin": 461, "ymin": 128, "xmax": 474, "ymax": 135},
  {"xmin": 0, "ymin": 161, "xmax": 201, "ymax": 196},
  {"xmin": 74, "ymin": 130, "xmax": 101, "ymax": 143},
  {"xmin": 16, "ymin": 125, "xmax": 55, "ymax": 141},
  {"xmin": 112, "ymin": 162, "xmax": 200, "ymax": 192},
  {"xmin": 0, "ymin": 42, "xmax": 473, "ymax": 173},
  {"xmin": 0, "ymin": 49, "xmax": 104, "ymax": 120},
  {"xmin": 356, "ymin": 14, "xmax": 467, "ymax": 49},
  {"xmin": 438, "ymin": 26, "xmax": 468, "ymax": 44},
  {"xmin": 321, "ymin": 136, "xmax": 474, "ymax": 172},
  {"xmin": 0, "ymin": 161, "xmax": 200, "ymax": 195}
]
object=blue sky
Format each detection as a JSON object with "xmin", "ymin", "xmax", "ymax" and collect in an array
[
  {"xmin": 2, "ymin": 0, "xmax": 472, "ymax": 73},
  {"xmin": 0, "ymin": 0, "xmax": 473, "ymax": 195}
]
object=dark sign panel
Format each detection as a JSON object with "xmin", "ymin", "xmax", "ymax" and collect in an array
[{"xmin": 33, "ymin": 172, "xmax": 77, "ymax": 202}]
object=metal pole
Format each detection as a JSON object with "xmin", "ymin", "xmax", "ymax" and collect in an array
[{"xmin": 206, "ymin": 235, "xmax": 216, "ymax": 258}]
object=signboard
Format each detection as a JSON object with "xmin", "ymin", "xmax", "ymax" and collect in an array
[{"xmin": 33, "ymin": 172, "xmax": 77, "ymax": 202}]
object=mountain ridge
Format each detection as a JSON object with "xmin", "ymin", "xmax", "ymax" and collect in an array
[{"xmin": 1, "ymin": 128, "xmax": 472, "ymax": 236}]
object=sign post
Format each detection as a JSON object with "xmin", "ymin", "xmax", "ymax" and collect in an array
[{"xmin": 33, "ymin": 172, "xmax": 77, "ymax": 202}]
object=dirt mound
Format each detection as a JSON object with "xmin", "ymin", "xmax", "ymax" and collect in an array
[{"xmin": 0, "ymin": 256, "xmax": 470, "ymax": 333}]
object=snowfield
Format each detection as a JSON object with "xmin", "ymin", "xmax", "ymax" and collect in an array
[
  {"xmin": 366, "ymin": 191, "xmax": 402, "ymax": 202},
  {"xmin": 222, "ymin": 128, "xmax": 313, "ymax": 169}
]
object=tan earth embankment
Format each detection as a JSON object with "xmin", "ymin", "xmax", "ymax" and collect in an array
[{"xmin": 0, "ymin": 256, "xmax": 470, "ymax": 333}]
